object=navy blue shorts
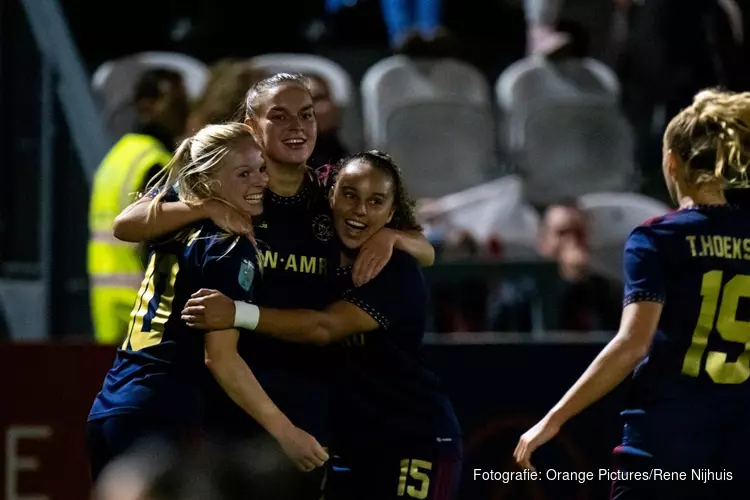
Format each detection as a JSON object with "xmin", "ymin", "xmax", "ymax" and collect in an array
[
  {"xmin": 326, "ymin": 441, "xmax": 462, "ymax": 500},
  {"xmin": 86, "ymin": 415, "xmax": 197, "ymax": 484}
]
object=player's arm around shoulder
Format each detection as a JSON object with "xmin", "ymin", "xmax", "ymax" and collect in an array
[
  {"xmin": 253, "ymin": 252, "xmax": 419, "ymax": 345},
  {"xmin": 352, "ymin": 226, "xmax": 435, "ymax": 287},
  {"xmin": 253, "ymin": 301, "xmax": 379, "ymax": 346},
  {"xmin": 113, "ymin": 186, "xmax": 252, "ymax": 243},
  {"xmin": 184, "ymin": 283, "xmax": 382, "ymax": 346}
]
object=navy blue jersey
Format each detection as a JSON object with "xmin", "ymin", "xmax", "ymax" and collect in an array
[
  {"xmin": 207, "ymin": 169, "xmax": 341, "ymax": 440},
  {"xmin": 611, "ymin": 205, "xmax": 750, "ymax": 493},
  {"xmin": 88, "ymin": 222, "xmax": 261, "ymax": 424},
  {"xmin": 623, "ymin": 205, "xmax": 750, "ymax": 405},
  {"xmin": 330, "ymin": 250, "xmax": 461, "ymax": 451}
]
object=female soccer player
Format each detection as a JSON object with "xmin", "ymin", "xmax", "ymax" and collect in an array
[
  {"xmin": 183, "ymin": 151, "xmax": 462, "ymax": 500},
  {"xmin": 514, "ymin": 89, "xmax": 750, "ymax": 499},
  {"xmin": 110, "ymin": 74, "xmax": 435, "ymax": 500},
  {"xmin": 87, "ymin": 123, "xmax": 327, "ymax": 483}
]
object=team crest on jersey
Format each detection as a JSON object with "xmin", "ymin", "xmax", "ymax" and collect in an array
[
  {"xmin": 312, "ymin": 214, "xmax": 334, "ymax": 242},
  {"xmin": 238, "ymin": 259, "xmax": 255, "ymax": 291}
]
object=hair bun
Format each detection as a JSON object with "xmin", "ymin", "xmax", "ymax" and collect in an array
[{"xmin": 365, "ymin": 150, "xmax": 395, "ymax": 163}]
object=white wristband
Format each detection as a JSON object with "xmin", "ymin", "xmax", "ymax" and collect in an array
[{"xmin": 234, "ymin": 301, "xmax": 260, "ymax": 330}]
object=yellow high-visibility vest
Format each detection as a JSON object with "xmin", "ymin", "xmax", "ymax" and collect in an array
[{"xmin": 88, "ymin": 133, "xmax": 172, "ymax": 344}]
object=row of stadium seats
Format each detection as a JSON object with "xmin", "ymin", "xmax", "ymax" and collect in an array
[
  {"xmin": 92, "ymin": 51, "xmax": 636, "ymax": 205},
  {"xmin": 423, "ymin": 175, "xmax": 670, "ymax": 282}
]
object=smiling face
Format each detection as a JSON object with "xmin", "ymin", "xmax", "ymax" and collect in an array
[
  {"xmin": 210, "ymin": 138, "xmax": 268, "ymax": 216},
  {"xmin": 330, "ymin": 159, "xmax": 396, "ymax": 249},
  {"xmin": 251, "ymin": 83, "xmax": 317, "ymax": 166}
]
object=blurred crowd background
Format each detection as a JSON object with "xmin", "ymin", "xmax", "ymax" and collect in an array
[
  {"xmin": 2, "ymin": 0, "xmax": 747, "ymax": 342},
  {"xmin": 1, "ymin": 1, "xmax": 748, "ymax": 499}
]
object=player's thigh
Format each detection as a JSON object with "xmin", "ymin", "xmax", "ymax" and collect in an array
[
  {"xmin": 105, "ymin": 415, "xmax": 191, "ymax": 457},
  {"xmin": 86, "ymin": 415, "xmax": 160, "ymax": 483},
  {"xmin": 86, "ymin": 419, "xmax": 112, "ymax": 484}
]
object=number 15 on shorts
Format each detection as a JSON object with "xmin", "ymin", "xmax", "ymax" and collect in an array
[{"xmin": 397, "ymin": 459, "xmax": 432, "ymax": 499}]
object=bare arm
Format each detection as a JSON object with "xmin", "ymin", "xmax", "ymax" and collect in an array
[
  {"xmin": 353, "ymin": 228, "xmax": 435, "ymax": 287},
  {"xmin": 205, "ymin": 328, "xmax": 291, "ymax": 434},
  {"xmin": 254, "ymin": 300, "xmax": 380, "ymax": 345},
  {"xmin": 514, "ymin": 301, "xmax": 662, "ymax": 469},
  {"xmin": 204, "ymin": 329, "xmax": 328, "ymax": 470},
  {"xmin": 545, "ymin": 301, "xmax": 660, "ymax": 424},
  {"xmin": 180, "ymin": 291, "xmax": 379, "ymax": 343},
  {"xmin": 394, "ymin": 229, "xmax": 435, "ymax": 267},
  {"xmin": 113, "ymin": 197, "xmax": 207, "ymax": 242},
  {"xmin": 113, "ymin": 197, "xmax": 252, "ymax": 243}
]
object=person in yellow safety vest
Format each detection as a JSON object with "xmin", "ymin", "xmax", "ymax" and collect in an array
[{"xmin": 89, "ymin": 68, "xmax": 189, "ymax": 344}]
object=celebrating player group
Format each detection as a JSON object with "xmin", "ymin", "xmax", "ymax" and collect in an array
[{"xmin": 87, "ymin": 73, "xmax": 750, "ymax": 500}]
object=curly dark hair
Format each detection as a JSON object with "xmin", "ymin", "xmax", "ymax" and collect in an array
[{"xmin": 334, "ymin": 150, "xmax": 422, "ymax": 232}]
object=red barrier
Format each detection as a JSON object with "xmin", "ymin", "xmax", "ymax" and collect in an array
[
  {"xmin": 1, "ymin": 341, "xmax": 621, "ymax": 500},
  {"xmin": 0, "ymin": 344, "xmax": 115, "ymax": 500}
]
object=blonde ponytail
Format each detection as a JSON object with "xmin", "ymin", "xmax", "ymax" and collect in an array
[
  {"xmin": 142, "ymin": 122, "xmax": 259, "ymax": 233},
  {"xmin": 146, "ymin": 136, "xmax": 194, "ymax": 221},
  {"xmin": 665, "ymin": 89, "xmax": 750, "ymax": 191}
]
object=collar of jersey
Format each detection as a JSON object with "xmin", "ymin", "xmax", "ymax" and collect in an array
[
  {"xmin": 265, "ymin": 185, "xmax": 309, "ymax": 205},
  {"xmin": 680, "ymin": 203, "xmax": 740, "ymax": 211}
]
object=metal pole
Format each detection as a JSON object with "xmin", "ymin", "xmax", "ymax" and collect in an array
[
  {"xmin": 39, "ymin": 56, "xmax": 55, "ymax": 340},
  {"xmin": 20, "ymin": 0, "xmax": 112, "ymax": 186}
]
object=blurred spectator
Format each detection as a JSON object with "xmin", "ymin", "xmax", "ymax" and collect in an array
[
  {"xmin": 432, "ymin": 228, "xmax": 488, "ymax": 333},
  {"xmin": 548, "ymin": 19, "xmax": 593, "ymax": 63},
  {"xmin": 379, "ymin": 0, "xmax": 456, "ymax": 56},
  {"xmin": 88, "ymin": 68, "xmax": 188, "ymax": 345},
  {"xmin": 616, "ymin": 0, "xmax": 747, "ymax": 200},
  {"xmin": 525, "ymin": 0, "xmax": 569, "ymax": 55},
  {"xmin": 488, "ymin": 202, "xmax": 621, "ymax": 332},
  {"xmin": 306, "ymin": 74, "xmax": 349, "ymax": 169},
  {"xmin": 540, "ymin": 18, "xmax": 617, "ymax": 97},
  {"xmin": 185, "ymin": 60, "xmax": 267, "ymax": 134},
  {"xmin": 503, "ymin": 17, "xmax": 613, "ymax": 104}
]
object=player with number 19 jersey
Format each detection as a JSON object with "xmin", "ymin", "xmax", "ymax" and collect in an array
[{"xmin": 615, "ymin": 204, "xmax": 750, "ymax": 481}]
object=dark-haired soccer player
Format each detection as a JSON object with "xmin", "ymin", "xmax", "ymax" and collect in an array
[
  {"xmin": 184, "ymin": 151, "xmax": 462, "ymax": 500},
  {"xmin": 515, "ymin": 89, "xmax": 750, "ymax": 500}
]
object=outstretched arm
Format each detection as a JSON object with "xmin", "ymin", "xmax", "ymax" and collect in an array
[
  {"xmin": 513, "ymin": 301, "xmax": 660, "ymax": 469},
  {"xmin": 514, "ymin": 226, "xmax": 666, "ymax": 470}
]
